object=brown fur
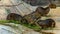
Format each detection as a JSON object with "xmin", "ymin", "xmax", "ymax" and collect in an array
[
  {"xmin": 7, "ymin": 13, "xmax": 28, "ymax": 24},
  {"xmin": 49, "ymin": 3, "xmax": 56, "ymax": 9},
  {"xmin": 24, "ymin": 11, "xmax": 41, "ymax": 24},
  {"xmin": 35, "ymin": 7, "xmax": 50, "ymax": 16},
  {"xmin": 37, "ymin": 19, "xmax": 55, "ymax": 29},
  {"xmin": 7, "ymin": 13, "xmax": 23, "ymax": 21}
]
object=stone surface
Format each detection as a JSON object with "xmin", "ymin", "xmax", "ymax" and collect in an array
[{"xmin": 0, "ymin": 23, "xmax": 41, "ymax": 34}]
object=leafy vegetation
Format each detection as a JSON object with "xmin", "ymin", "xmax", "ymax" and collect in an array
[{"xmin": 0, "ymin": 20, "xmax": 41, "ymax": 31}]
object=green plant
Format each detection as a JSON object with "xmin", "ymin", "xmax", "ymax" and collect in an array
[{"xmin": 0, "ymin": 20, "xmax": 41, "ymax": 31}]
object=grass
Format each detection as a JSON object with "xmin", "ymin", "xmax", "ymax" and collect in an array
[
  {"xmin": 0, "ymin": 20, "xmax": 41, "ymax": 32},
  {"xmin": 0, "ymin": 20, "xmax": 19, "ymax": 24},
  {"xmin": 22, "ymin": 23, "xmax": 41, "ymax": 31}
]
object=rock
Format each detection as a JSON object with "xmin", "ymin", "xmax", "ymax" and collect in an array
[
  {"xmin": 0, "ymin": 23, "xmax": 41, "ymax": 34},
  {"xmin": 22, "ymin": 0, "xmax": 50, "ymax": 6}
]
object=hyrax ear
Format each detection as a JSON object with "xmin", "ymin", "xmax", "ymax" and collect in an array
[
  {"xmin": 46, "ymin": 7, "xmax": 50, "ymax": 11},
  {"xmin": 45, "ymin": 7, "xmax": 50, "ymax": 14}
]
